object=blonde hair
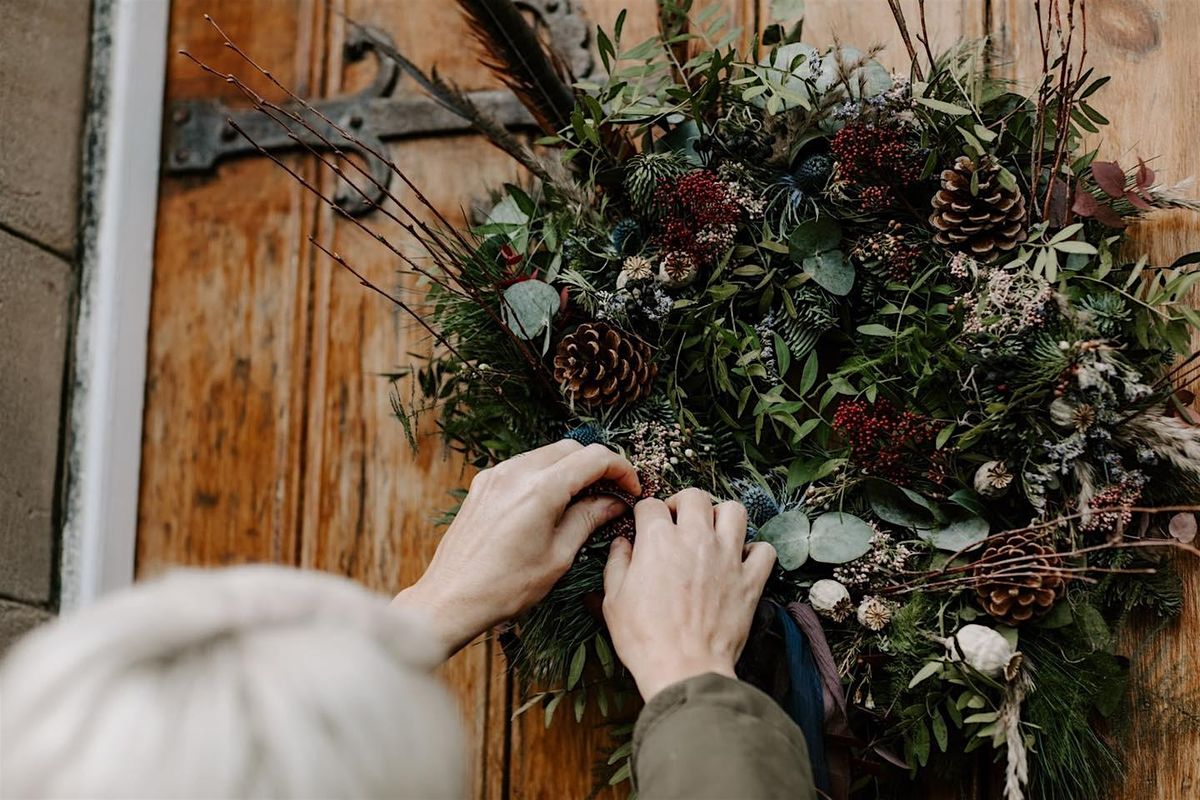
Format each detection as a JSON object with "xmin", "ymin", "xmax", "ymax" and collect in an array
[{"xmin": 0, "ymin": 565, "xmax": 463, "ymax": 799}]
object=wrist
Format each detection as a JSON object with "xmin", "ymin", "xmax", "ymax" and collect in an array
[
  {"xmin": 392, "ymin": 579, "xmax": 488, "ymax": 660},
  {"xmin": 632, "ymin": 655, "xmax": 737, "ymax": 702}
]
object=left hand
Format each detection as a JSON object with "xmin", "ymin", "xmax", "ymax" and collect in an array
[{"xmin": 393, "ymin": 440, "xmax": 640, "ymax": 659}]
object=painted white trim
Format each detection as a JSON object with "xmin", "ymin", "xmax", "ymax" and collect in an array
[{"xmin": 60, "ymin": 0, "xmax": 170, "ymax": 610}]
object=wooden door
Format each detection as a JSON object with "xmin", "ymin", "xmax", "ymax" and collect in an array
[{"xmin": 139, "ymin": 1, "xmax": 1198, "ymax": 797}]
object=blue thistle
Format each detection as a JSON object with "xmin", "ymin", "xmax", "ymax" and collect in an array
[
  {"xmin": 610, "ymin": 218, "xmax": 642, "ymax": 255},
  {"xmin": 771, "ymin": 173, "xmax": 809, "ymax": 230},
  {"xmin": 564, "ymin": 424, "xmax": 607, "ymax": 447},
  {"xmin": 739, "ymin": 483, "xmax": 781, "ymax": 527},
  {"xmin": 795, "ymin": 152, "xmax": 835, "ymax": 193}
]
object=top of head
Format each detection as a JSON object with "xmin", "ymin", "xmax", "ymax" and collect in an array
[{"xmin": 0, "ymin": 565, "xmax": 463, "ymax": 800}]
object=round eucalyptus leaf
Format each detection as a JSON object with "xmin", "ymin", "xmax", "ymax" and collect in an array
[
  {"xmin": 803, "ymin": 250, "xmax": 854, "ymax": 296},
  {"xmin": 809, "ymin": 512, "xmax": 874, "ymax": 563},
  {"xmin": 757, "ymin": 509, "xmax": 811, "ymax": 570},
  {"xmin": 920, "ymin": 513, "xmax": 990, "ymax": 552},
  {"xmin": 502, "ymin": 280, "xmax": 561, "ymax": 340},
  {"xmin": 788, "ymin": 218, "xmax": 842, "ymax": 258},
  {"xmin": 866, "ymin": 479, "xmax": 937, "ymax": 529}
]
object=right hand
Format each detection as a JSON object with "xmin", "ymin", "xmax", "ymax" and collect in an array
[
  {"xmin": 602, "ymin": 489, "xmax": 776, "ymax": 701},
  {"xmin": 394, "ymin": 440, "xmax": 639, "ymax": 660}
]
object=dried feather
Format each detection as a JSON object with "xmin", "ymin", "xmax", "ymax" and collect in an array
[
  {"xmin": 1149, "ymin": 177, "xmax": 1200, "ymax": 212},
  {"xmin": 454, "ymin": 0, "xmax": 576, "ymax": 136},
  {"xmin": 1119, "ymin": 410, "xmax": 1200, "ymax": 476},
  {"xmin": 349, "ymin": 22, "xmax": 553, "ymax": 181}
]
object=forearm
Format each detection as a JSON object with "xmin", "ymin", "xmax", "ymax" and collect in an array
[{"xmin": 632, "ymin": 673, "xmax": 815, "ymax": 800}]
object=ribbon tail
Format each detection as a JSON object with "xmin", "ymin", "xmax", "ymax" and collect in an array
[
  {"xmin": 775, "ymin": 604, "xmax": 831, "ymax": 796},
  {"xmin": 788, "ymin": 602, "xmax": 853, "ymax": 800}
]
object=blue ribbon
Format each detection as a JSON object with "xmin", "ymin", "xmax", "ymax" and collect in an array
[{"xmin": 775, "ymin": 604, "xmax": 830, "ymax": 795}]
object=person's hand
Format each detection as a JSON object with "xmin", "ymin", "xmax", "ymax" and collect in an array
[
  {"xmin": 602, "ymin": 489, "xmax": 776, "ymax": 701},
  {"xmin": 394, "ymin": 440, "xmax": 640, "ymax": 659}
]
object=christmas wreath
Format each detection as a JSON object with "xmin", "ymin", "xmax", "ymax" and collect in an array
[{"xmin": 199, "ymin": 1, "xmax": 1200, "ymax": 797}]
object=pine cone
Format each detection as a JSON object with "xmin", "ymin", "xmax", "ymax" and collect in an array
[
  {"xmin": 930, "ymin": 156, "xmax": 1028, "ymax": 260},
  {"xmin": 972, "ymin": 532, "xmax": 1066, "ymax": 624},
  {"xmin": 553, "ymin": 322, "xmax": 656, "ymax": 407}
]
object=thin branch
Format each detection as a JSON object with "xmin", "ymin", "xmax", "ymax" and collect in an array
[{"xmin": 884, "ymin": 0, "xmax": 926, "ymax": 82}]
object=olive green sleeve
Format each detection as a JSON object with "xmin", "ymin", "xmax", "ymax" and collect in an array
[{"xmin": 631, "ymin": 673, "xmax": 816, "ymax": 800}]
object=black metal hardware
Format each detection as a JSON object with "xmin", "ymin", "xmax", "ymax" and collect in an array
[{"xmin": 165, "ymin": 0, "xmax": 593, "ymax": 216}]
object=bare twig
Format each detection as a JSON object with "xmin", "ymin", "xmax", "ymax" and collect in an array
[{"xmin": 884, "ymin": 0, "xmax": 926, "ymax": 82}]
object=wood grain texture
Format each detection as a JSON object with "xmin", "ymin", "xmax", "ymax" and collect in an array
[
  {"xmin": 990, "ymin": 2, "xmax": 1200, "ymax": 798},
  {"xmin": 140, "ymin": 1, "xmax": 1200, "ymax": 798},
  {"xmin": 138, "ymin": 1, "xmax": 323, "ymax": 575},
  {"xmin": 797, "ymin": 0, "xmax": 987, "ymax": 72}
]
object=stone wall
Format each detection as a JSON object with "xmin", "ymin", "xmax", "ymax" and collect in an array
[{"xmin": 0, "ymin": 0, "xmax": 93, "ymax": 652}]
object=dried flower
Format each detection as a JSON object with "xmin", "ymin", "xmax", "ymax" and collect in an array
[
  {"xmin": 616, "ymin": 255, "xmax": 654, "ymax": 289},
  {"xmin": 974, "ymin": 461, "xmax": 1014, "ymax": 497},
  {"xmin": 810, "ymin": 579, "xmax": 853, "ymax": 622},
  {"xmin": 833, "ymin": 529, "xmax": 913, "ymax": 592},
  {"xmin": 856, "ymin": 595, "xmax": 894, "ymax": 631},
  {"xmin": 658, "ymin": 251, "xmax": 701, "ymax": 289}
]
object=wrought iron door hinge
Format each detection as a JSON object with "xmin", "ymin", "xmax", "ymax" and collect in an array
[{"xmin": 164, "ymin": 0, "xmax": 593, "ymax": 216}]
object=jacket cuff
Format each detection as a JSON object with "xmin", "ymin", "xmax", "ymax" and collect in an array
[{"xmin": 631, "ymin": 672, "xmax": 814, "ymax": 799}]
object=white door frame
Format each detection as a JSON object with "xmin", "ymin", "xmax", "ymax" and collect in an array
[{"xmin": 60, "ymin": 0, "xmax": 170, "ymax": 610}]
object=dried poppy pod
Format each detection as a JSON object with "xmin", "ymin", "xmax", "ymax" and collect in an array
[
  {"xmin": 930, "ymin": 155, "xmax": 1028, "ymax": 260},
  {"xmin": 552, "ymin": 322, "xmax": 656, "ymax": 407},
  {"xmin": 972, "ymin": 531, "xmax": 1067, "ymax": 624}
]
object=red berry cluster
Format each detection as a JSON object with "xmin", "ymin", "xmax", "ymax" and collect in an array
[
  {"xmin": 654, "ymin": 170, "xmax": 742, "ymax": 268},
  {"xmin": 830, "ymin": 122, "xmax": 923, "ymax": 211},
  {"xmin": 832, "ymin": 399, "xmax": 935, "ymax": 484}
]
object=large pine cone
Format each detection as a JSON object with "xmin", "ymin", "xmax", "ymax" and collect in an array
[
  {"xmin": 973, "ymin": 532, "xmax": 1066, "ymax": 624},
  {"xmin": 930, "ymin": 156, "xmax": 1028, "ymax": 260},
  {"xmin": 553, "ymin": 322, "xmax": 656, "ymax": 407}
]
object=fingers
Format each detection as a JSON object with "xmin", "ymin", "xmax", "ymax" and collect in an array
[
  {"xmin": 603, "ymin": 536, "xmax": 632, "ymax": 595},
  {"xmin": 633, "ymin": 497, "xmax": 671, "ymax": 536},
  {"xmin": 552, "ymin": 443, "xmax": 642, "ymax": 497},
  {"xmin": 742, "ymin": 541, "xmax": 777, "ymax": 593},
  {"xmin": 506, "ymin": 439, "xmax": 584, "ymax": 471},
  {"xmin": 555, "ymin": 496, "xmax": 628, "ymax": 558},
  {"xmin": 713, "ymin": 501, "xmax": 748, "ymax": 551},
  {"xmin": 665, "ymin": 488, "xmax": 714, "ymax": 533}
]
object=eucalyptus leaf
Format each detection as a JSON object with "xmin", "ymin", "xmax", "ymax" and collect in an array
[
  {"xmin": 803, "ymin": 250, "xmax": 854, "ymax": 296},
  {"xmin": 866, "ymin": 479, "xmax": 937, "ymax": 529},
  {"xmin": 789, "ymin": 218, "xmax": 842, "ymax": 258},
  {"xmin": 502, "ymin": 280, "xmax": 561, "ymax": 340},
  {"xmin": 920, "ymin": 512, "xmax": 989, "ymax": 551},
  {"xmin": 657, "ymin": 119, "xmax": 703, "ymax": 165},
  {"xmin": 809, "ymin": 512, "xmax": 874, "ymax": 563},
  {"xmin": 757, "ymin": 509, "xmax": 811, "ymax": 569}
]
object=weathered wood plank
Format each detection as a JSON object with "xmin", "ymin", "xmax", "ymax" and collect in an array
[
  {"xmin": 137, "ymin": 1, "xmax": 324, "ymax": 575},
  {"xmin": 299, "ymin": 4, "xmax": 530, "ymax": 796},
  {"xmin": 990, "ymin": 2, "xmax": 1200, "ymax": 798},
  {"xmin": 797, "ymin": 0, "xmax": 986, "ymax": 73}
]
